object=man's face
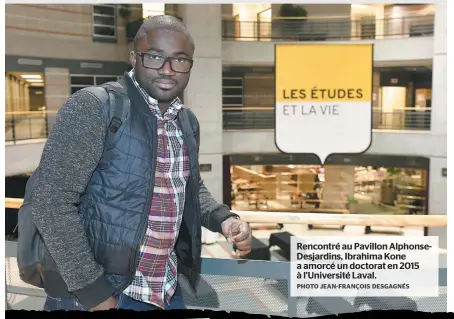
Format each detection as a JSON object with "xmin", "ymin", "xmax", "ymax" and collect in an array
[{"xmin": 130, "ymin": 28, "xmax": 194, "ymax": 102}]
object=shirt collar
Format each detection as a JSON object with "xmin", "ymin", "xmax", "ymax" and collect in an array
[{"xmin": 128, "ymin": 69, "xmax": 183, "ymax": 121}]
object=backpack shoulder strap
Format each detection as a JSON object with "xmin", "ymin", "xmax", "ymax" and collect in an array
[
  {"xmin": 84, "ymin": 81, "xmax": 130, "ymax": 135},
  {"xmin": 101, "ymin": 80, "xmax": 130, "ymax": 134},
  {"xmin": 182, "ymin": 107, "xmax": 200, "ymax": 146},
  {"xmin": 185, "ymin": 108, "xmax": 199, "ymax": 132},
  {"xmin": 84, "ymin": 86, "xmax": 109, "ymax": 106}
]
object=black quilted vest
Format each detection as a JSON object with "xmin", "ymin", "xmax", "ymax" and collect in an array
[{"xmin": 49, "ymin": 75, "xmax": 203, "ymax": 297}]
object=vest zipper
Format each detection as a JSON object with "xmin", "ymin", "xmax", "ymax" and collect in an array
[
  {"xmin": 180, "ymin": 117, "xmax": 198, "ymax": 265},
  {"xmin": 129, "ymin": 117, "xmax": 158, "ymax": 276},
  {"xmin": 185, "ymin": 115, "xmax": 200, "ymax": 281},
  {"xmin": 178, "ymin": 112, "xmax": 199, "ymax": 278}
]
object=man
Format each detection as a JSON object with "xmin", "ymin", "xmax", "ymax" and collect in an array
[{"xmin": 31, "ymin": 15, "xmax": 252, "ymax": 311}]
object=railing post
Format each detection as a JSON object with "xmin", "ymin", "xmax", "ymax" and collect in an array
[
  {"xmin": 401, "ymin": 16, "xmax": 405, "ymax": 36},
  {"xmin": 29, "ymin": 117, "xmax": 32, "ymax": 139},
  {"xmin": 11, "ymin": 115, "xmax": 16, "ymax": 144},
  {"xmin": 5, "ymin": 256, "xmax": 12, "ymax": 310},
  {"xmin": 287, "ymin": 272, "xmax": 297, "ymax": 317},
  {"xmin": 5, "ymin": 276, "xmax": 10, "ymax": 310},
  {"xmin": 287, "ymin": 296, "xmax": 297, "ymax": 317},
  {"xmin": 221, "ymin": 19, "xmax": 225, "ymax": 39}
]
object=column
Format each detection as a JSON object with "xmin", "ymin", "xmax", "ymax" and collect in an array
[
  {"xmin": 221, "ymin": 4, "xmax": 233, "ymax": 39},
  {"xmin": 19, "ymin": 81, "xmax": 25, "ymax": 112},
  {"xmin": 10, "ymin": 77, "xmax": 21, "ymax": 140},
  {"xmin": 271, "ymin": 4, "xmax": 281, "ymax": 39},
  {"xmin": 18, "ymin": 81, "xmax": 22, "ymax": 112},
  {"xmin": 44, "ymin": 67, "xmax": 70, "ymax": 134},
  {"xmin": 181, "ymin": 4, "xmax": 223, "ymax": 243},
  {"xmin": 5, "ymin": 75, "xmax": 12, "ymax": 113},
  {"xmin": 321, "ymin": 166, "xmax": 355, "ymax": 210},
  {"xmin": 372, "ymin": 71, "xmax": 380, "ymax": 128},
  {"xmin": 24, "ymin": 84, "xmax": 30, "ymax": 112},
  {"xmin": 428, "ymin": 0, "xmax": 447, "ymax": 265},
  {"xmin": 374, "ymin": 5, "xmax": 385, "ymax": 40},
  {"xmin": 5, "ymin": 76, "xmax": 12, "ymax": 141},
  {"xmin": 221, "ymin": 4, "xmax": 232, "ymax": 17},
  {"xmin": 13, "ymin": 77, "xmax": 20, "ymax": 112}
]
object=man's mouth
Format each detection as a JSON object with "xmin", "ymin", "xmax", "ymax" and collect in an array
[{"xmin": 154, "ymin": 79, "xmax": 177, "ymax": 90}]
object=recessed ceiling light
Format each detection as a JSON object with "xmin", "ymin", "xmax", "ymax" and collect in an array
[
  {"xmin": 26, "ymin": 79, "xmax": 43, "ymax": 83},
  {"xmin": 351, "ymin": 4, "xmax": 367, "ymax": 9},
  {"xmin": 21, "ymin": 74, "xmax": 42, "ymax": 79}
]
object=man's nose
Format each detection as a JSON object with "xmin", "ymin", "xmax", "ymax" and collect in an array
[{"xmin": 158, "ymin": 60, "xmax": 175, "ymax": 76}]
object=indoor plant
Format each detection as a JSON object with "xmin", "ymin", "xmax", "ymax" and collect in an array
[
  {"xmin": 277, "ymin": 4, "xmax": 308, "ymax": 39},
  {"xmin": 278, "ymin": 4, "xmax": 308, "ymax": 20},
  {"xmin": 118, "ymin": 4, "xmax": 132, "ymax": 23},
  {"xmin": 348, "ymin": 197, "xmax": 359, "ymax": 214}
]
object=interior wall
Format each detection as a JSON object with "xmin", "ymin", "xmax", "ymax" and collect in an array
[
  {"xmin": 384, "ymin": 4, "xmax": 435, "ymax": 37},
  {"xmin": 28, "ymin": 87, "xmax": 45, "ymax": 111},
  {"xmin": 380, "ymin": 87, "xmax": 406, "ymax": 128},
  {"xmin": 233, "ymin": 4, "xmax": 271, "ymax": 20},
  {"xmin": 243, "ymin": 74, "xmax": 274, "ymax": 108},
  {"xmin": 142, "ymin": 3, "xmax": 165, "ymax": 18},
  {"xmin": 350, "ymin": 4, "xmax": 385, "ymax": 39},
  {"xmin": 384, "ymin": 4, "xmax": 435, "ymax": 18},
  {"xmin": 222, "ymin": 4, "xmax": 233, "ymax": 17},
  {"xmin": 232, "ymin": 4, "xmax": 271, "ymax": 40},
  {"xmin": 5, "ymin": 73, "xmax": 32, "ymax": 113}
]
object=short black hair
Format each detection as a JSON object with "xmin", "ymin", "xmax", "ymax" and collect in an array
[{"xmin": 134, "ymin": 15, "xmax": 195, "ymax": 51}]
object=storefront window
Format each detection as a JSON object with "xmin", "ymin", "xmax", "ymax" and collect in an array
[{"xmin": 231, "ymin": 164, "xmax": 427, "ymax": 216}]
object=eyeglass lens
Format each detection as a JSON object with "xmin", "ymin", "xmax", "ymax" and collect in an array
[{"xmin": 141, "ymin": 53, "xmax": 192, "ymax": 73}]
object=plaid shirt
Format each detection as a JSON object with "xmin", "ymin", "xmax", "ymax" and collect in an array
[{"xmin": 122, "ymin": 70, "xmax": 190, "ymax": 308}]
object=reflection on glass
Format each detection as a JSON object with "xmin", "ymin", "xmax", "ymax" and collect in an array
[{"xmin": 230, "ymin": 164, "xmax": 427, "ymax": 216}]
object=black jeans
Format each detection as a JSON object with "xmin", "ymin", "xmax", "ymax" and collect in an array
[{"xmin": 43, "ymin": 285, "xmax": 186, "ymax": 311}]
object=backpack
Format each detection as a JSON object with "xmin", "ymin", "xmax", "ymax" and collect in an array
[{"xmin": 16, "ymin": 81, "xmax": 130, "ymax": 288}]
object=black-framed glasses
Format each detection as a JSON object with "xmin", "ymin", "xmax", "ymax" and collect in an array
[{"xmin": 135, "ymin": 52, "xmax": 193, "ymax": 74}]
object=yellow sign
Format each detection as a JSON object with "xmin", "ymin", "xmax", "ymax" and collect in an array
[
  {"xmin": 274, "ymin": 43, "xmax": 373, "ymax": 163},
  {"xmin": 276, "ymin": 43, "xmax": 373, "ymax": 103}
]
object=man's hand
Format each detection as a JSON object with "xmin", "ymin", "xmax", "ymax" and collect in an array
[
  {"xmin": 221, "ymin": 217, "xmax": 252, "ymax": 257},
  {"xmin": 90, "ymin": 296, "xmax": 117, "ymax": 311}
]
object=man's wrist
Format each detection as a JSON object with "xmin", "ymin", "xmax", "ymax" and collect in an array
[
  {"xmin": 209, "ymin": 206, "xmax": 239, "ymax": 233},
  {"xmin": 72, "ymin": 274, "xmax": 115, "ymax": 310},
  {"xmin": 221, "ymin": 216, "xmax": 239, "ymax": 227}
]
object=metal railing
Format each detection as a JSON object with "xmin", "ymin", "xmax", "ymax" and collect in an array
[
  {"xmin": 4, "ymin": 197, "xmax": 448, "ymax": 227},
  {"xmin": 5, "ymin": 258, "xmax": 448, "ymax": 315},
  {"xmin": 125, "ymin": 14, "xmax": 434, "ymax": 43},
  {"xmin": 222, "ymin": 15, "xmax": 434, "ymax": 41},
  {"xmin": 4, "ymin": 197, "xmax": 448, "ymax": 314},
  {"xmin": 223, "ymin": 107, "xmax": 431, "ymax": 131},
  {"xmin": 4, "ymin": 240, "xmax": 448, "ymax": 315},
  {"xmin": 5, "ymin": 111, "xmax": 56, "ymax": 144},
  {"xmin": 4, "ymin": 106, "xmax": 431, "ymax": 144}
]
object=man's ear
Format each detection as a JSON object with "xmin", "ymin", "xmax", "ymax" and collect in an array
[{"xmin": 129, "ymin": 51, "xmax": 136, "ymax": 67}]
